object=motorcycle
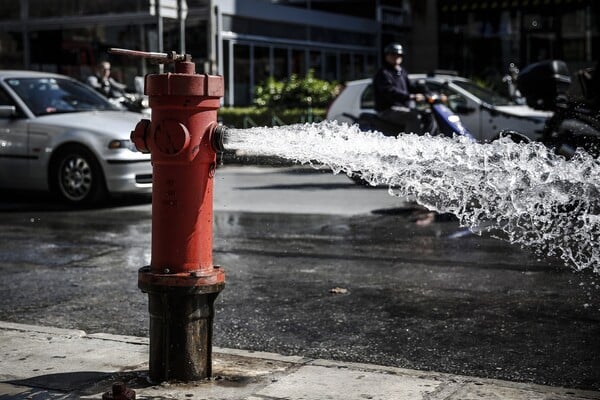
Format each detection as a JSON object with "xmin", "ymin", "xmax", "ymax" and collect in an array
[
  {"xmin": 354, "ymin": 94, "xmax": 476, "ymax": 141},
  {"xmin": 514, "ymin": 59, "xmax": 600, "ymax": 159},
  {"xmin": 345, "ymin": 89, "xmax": 476, "ymax": 185}
]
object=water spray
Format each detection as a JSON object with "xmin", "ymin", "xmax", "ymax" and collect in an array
[{"xmin": 213, "ymin": 121, "xmax": 600, "ymax": 274}]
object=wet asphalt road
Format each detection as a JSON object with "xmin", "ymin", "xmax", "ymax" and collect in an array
[{"xmin": 0, "ymin": 165, "xmax": 598, "ymax": 391}]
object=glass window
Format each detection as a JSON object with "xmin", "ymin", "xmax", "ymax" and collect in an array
[
  {"xmin": 311, "ymin": 26, "xmax": 375, "ymax": 47},
  {"xmin": 291, "ymin": 49, "xmax": 306, "ymax": 76},
  {"xmin": 273, "ymin": 48, "xmax": 289, "ymax": 80},
  {"xmin": 185, "ymin": 18, "xmax": 209, "ymax": 64},
  {"xmin": 223, "ymin": 15, "xmax": 306, "ymax": 41},
  {"xmin": 254, "ymin": 46, "xmax": 270, "ymax": 86},
  {"xmin": 341, "ymin": 53, "xmax": 353, "ymax": 82},
  {"xmin": 365, "ymin": 54, "xmax": 377, "ymax": 77},
  {"xmin": 353, "ymin": 54, "xmax": 365, "ymax": 79},
  {"xmin": 324, "ymin": 52, "xmax": 338, "ymax": 82},
  {"xmin": 187, "ymin": 0, "xmax": 210, "ymax": 7},
  {"xmin": 28, "ymin": 0, "xmax": 150, "ymax": 18},
  {"xmin": 309, "ymin": 50, "xmax": 323, "ymax": 78},
  {"xmin": 0, "ymin": 2, "xmax": 20, "ymax": 21},
  {"xmin": 29, "ymin": 25, "xmax": 150, "ymax": 87},
  {"xmin": 0, "ymin": 32, "xmax": 23, "ymax": 69},
  {"xmin": 6, "ymin": 77, "xmax": 117, "ymax": 116},
  {"xmin": 162, "ymin": 18, "xmax": 182, "ymax": 57},
  {"xmin": 424, "ymin": 81, "xmax": 468, "ymax": 113},
  {"xmin": 452, "ymin": 79, "xmax": 511, "ymax": 106},
  {"xmin": 234, "ymin": 44, "xmax": 251, "ymax": 106}
]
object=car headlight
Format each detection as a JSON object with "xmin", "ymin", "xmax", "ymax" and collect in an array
[{"xmin": 108, "ymin": 139, "xmax": 138, "ymax": 152}]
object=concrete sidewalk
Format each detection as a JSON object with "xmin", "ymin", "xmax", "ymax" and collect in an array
[{"xmin": 0, "ymin": 321, "xmax": 598, "ymax": 400}]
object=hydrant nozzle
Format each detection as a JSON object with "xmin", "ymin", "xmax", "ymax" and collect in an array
[{"xmin": 210, "ymin": 124, "xmax": 230, "ymax": 153}]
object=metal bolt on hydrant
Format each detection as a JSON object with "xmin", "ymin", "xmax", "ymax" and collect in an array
[{"xmin": 110, "ymin": 48, "xmax": 225, "ymax": 382}]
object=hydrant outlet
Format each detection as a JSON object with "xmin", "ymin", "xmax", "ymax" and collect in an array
[
  {"xmin": 210, "ymin": 124, "xmax": 230, "ymax": 153},
  {"xmin": 131, "ymin": 119, "xmax": 151, "ymax": 153}
]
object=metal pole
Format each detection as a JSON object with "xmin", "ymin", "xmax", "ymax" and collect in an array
[
  {"xmin": 156, "ymin": 0, "xmax": 164, "ymax": 73},
  {"xmin": 178, "ymin": 0, "xmax": 186, "ymax": 54}
]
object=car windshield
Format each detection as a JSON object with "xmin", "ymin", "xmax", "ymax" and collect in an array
[
  {"xmin": 451, "ymin": 79, "xmax": 512, "ymax": 106},
  {"xmin": 6, "ymin": 77, "xmax": 119, "ymax": 116}
]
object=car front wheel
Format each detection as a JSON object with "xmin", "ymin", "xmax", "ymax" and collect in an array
[{"xmin": 50, "ymin": 145, "xmax": 107, "ymax": 205}]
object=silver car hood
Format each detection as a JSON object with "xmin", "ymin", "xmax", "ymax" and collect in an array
[{"xmin": 33, "ymin": 110, "xmax": 142, "ymax": 139}]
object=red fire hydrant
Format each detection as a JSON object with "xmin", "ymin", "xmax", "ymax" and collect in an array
[{"xmin": 114, "ymin": 49, "xmax": 225, "ymax": 382}]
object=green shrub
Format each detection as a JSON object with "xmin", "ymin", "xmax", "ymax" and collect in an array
[{"xmin": 253, "ymin": 69, "xmax": 339, "ymax": 108}]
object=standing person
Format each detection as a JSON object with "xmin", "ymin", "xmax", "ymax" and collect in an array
[
  {"xmin": 86, "ymin": 61, "xmax": 127, "ymax": 99},
  {"xmin": 373, "ymin": 43, "xmax": 425, "ymax": 134}
]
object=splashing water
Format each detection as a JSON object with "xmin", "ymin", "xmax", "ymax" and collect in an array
[{"xmin": 222, "ymin": 121, "xmax": 600, "ymax": 273}]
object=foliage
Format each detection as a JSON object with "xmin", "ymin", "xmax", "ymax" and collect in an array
[
  {"xmin": 253, "ymin": 69, "xmax": 340, "ymax": 108},
  {"xmin": 218, "ymin": 107, "xmax": 326, "ymax": 128}
]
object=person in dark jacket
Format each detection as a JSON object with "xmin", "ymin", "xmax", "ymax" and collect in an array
[
  {"xmin": 86, "ymin": 61, "xmax": 127, "ymax": 99},
  {"xmin": 373, "ymin": 43, "xmax": 424, "ymax": 134}
]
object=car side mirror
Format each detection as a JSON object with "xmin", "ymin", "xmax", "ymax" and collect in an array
[{"xmin": 0, "ymin": 105, "xmax": 17, "ymax": 118}]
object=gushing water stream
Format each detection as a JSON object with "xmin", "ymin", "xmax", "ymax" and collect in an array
[{"xmin": 221, "ymin": 121, "xmax": 600, "ymax": 273}]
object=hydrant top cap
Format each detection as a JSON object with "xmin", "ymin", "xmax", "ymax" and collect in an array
[{"xmin": 145, "ymin": 73, "xmax": 224, "ymax": 98}]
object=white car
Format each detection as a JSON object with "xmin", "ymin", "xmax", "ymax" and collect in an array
[
  {"xmin": 0, "ymin": 70, "xmax": 151, "ymax": 205},
  {"xmin": 326, "ymin": 74, "xmax": 552, "ymax": 143}
]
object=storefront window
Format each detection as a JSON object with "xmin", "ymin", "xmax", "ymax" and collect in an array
[
  {"xmin": 234, "ymin": 44, "xmax": 250, "ymax": 106},
  {"xmin": 311, "ymin": 26, "xmax": 375, "ymax": 47},
  {"xmin": 309, "ymin": 50, "xmax": 323, "ymax": 78},
  {"xmin": 223, "ymin": 40, "xmax": 231, "ymax": 105},
  {"xmin": 254, "ymin": 46, "xmax": 270, "ymax": 87},
  {"xmin": 273, "ymin": 47, "xmax": 289, "ymax": 80},
  {"xmin": 324, "ymin": 52, "xmax": 338, "ymax": 82},
  {"xmin": 185, "ymin": 18, "xmax": 208, "ymax": 65},
  {"xmin": 28, "ymin": 24, "xmax": 149, "ymax": 86},
  {"xmin": 28, "ymin": 0, "xmax": 150, "ymax": 18},
  {"xmin": 561, "ymin": 9, "xmax": 590, "ymax": 62},
  {"xmin": 353, "ymin": 53, "xmax": 365, "ymax": 79},
  {"xmin": 341, "ymin": 53, "xmax": 353, "ymax": 82},
  {"xmin": 365, "ymin": 54, "xmax": 376, "ymax": 77},
  {"xmin": 291, "ymin": 48, "xmax": 306, "ymax": 76},
  {"xmin": 0, "ymin": 2, "xmax": 20, "ymax": 21},
  {"xmin": 223, "ymin": 15, "xmax": 306, "ymax": 41},
  {"xmin": 187, "ymin": 0, "xmax": 210, "ymax": 7},
  {"xmin": 0, "ymin": 32, "xmax": 23, "ymax": 69}
]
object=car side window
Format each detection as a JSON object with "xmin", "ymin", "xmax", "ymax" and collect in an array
[{"xmin": 361, "ymin": 84, "xmax": 374, "ymax": 109}]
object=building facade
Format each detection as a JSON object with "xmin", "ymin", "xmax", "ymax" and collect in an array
[
  {"xmin": 0, "ymin": 0, "xmax": 402, "ymax": 106},
  {"xmin": 438, "ymin": 0, "xmax": 598, "ymax": 81},
  {"xmin": 211, "ymin": 0, "xmax": 380, "ymax": 105},
  {"xmin": 0, "ymin": 0, "xmax": 596, "ymax": 106}
]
